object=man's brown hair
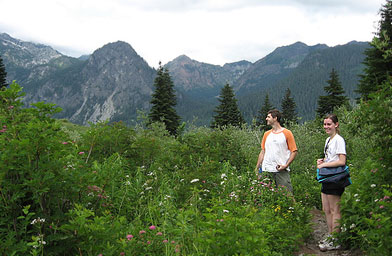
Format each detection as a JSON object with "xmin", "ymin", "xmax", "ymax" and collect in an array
[{"xmin": 268, "ymin": 109, "xmax": 282, "ymax": 123}]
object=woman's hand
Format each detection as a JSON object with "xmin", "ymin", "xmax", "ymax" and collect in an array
[{"xmin": 317, "ymin": 159, "xmax": 325, "ymax": 169}]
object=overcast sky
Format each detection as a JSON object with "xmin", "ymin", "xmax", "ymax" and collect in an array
[{"xmin": 0, "ymin": 0, "xmax": 386, "ymax": 68}]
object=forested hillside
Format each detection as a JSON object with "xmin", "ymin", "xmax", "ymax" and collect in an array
[{"xmin": 238, "ymin": 41, "xmax": 368, "ymax": 122}]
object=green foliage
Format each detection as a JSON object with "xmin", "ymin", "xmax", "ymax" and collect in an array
[
  {"xmin": 0, "ymin": 82, "xmax": 85, "ymax": 255},
  {"xmin": 211, "ymin": 83, "xmax": 244, "ymax": 128},
  {"xmin": 281, "ymin": 88, "xmax": 298, "ymax": 126},
  {"xmin": 256, "ymin": 93, "xmax": 274, "ymax": 130},
  {"xmin": 148, "ymin": 63, "xmax": 180, "ymax": 136},
  {"xmin": 317, "ymin": 68, "xmax": 349, "ymax": 118},
  {"xmin": 357, "ymin": 0, "xmax": 392, "ymax": 100},
  {"xmin": 3, "ymin": 74, "xmax": 392, "ymax": 254}
]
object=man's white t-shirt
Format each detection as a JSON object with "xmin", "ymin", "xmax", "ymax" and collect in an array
[
  {"xmin": 324, "ymin": 134, "xmax": 346, "ymax": 163},
  {"xmin": 261, "ymin": 128, "xmax": 297, "ymax": 173}
]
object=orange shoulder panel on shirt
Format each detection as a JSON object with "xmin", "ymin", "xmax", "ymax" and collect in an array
[
  {"xmin": 261, "ymin": 130, "xmax": 272, "ymax": 150},
  {"xmin": 282, "ymin": 129, "xmax": 297, "ymax": 152}
]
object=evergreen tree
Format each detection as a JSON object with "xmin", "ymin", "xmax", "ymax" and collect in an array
[
  {"xmin": 357, "ymin": 0, "xmax": 392, "ymax": 100},
  {"xmin": 256, "ymin": 93, "xmax": 274, "ymax": 131},
  {"xmin": 211, "ymin": 83, "xmax": 244, "ymax": 128},
  {"xmin": 0, "ymin": 55, "xmax": 7, "ymax": 89},
  {"xmin": 281, "ymin": 88, "xmax": 298, "ymax": 126},
  {"xmin": 317, "ymin": 68, "xmax": 349, "ymax": 117},
  {"xmin": 148, "ymin": 62, "xmax": 180, "ymax": 136}
]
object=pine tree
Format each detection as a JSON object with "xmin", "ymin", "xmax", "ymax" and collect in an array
[
  {"xmin": 0, "ymin": 55, "xmax": 7, "ymax": 89},
  {"xmin": 256, "ymin": 93, "xmax": 274, "ymax": 131},
  {"xmin": 357, "ymin": 0, "xmax": 392, "ymax": 100},
  {"xmin": 281, "ymin": 88, "xmax": 298, "ymax": 126},
  {"xmin": 317, "ymin": 68, "xmax": 349, "ymax": 117},
  {"xmin": 148, "ymin": 63, "xmax": 180, "ymax": 136},
  {"xmin": 211, "ymin": 83, "xmax": 244, "ymax": 128}
]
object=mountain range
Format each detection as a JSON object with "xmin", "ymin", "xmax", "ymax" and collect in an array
[{"xmin": 0, "ymin": 32, "xmax": 368, "ymax": 126}]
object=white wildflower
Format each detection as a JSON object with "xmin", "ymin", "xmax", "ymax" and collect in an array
[
  {"xmin": 125, "ymin": 181, "xmax": 131, "ymax": 186},
  {"xmin": 354, "ymin": 194, "xmax": 359, "ymax": 197},
  {"xmin": 145, "ymin": 187, "xmax": 153, "ymax": 190},
  {"xmin": 220, "ymin": 181, "xmax": 225, "ymax": 185},
  {"xmin": 190, "ymin": 179, "xmax": 199, "ymax": 183},
  {"xmin": 356, "ymin": 199, "xmax": 360, "ymax": 202},
  {"xmin": 221, "ymin": 173, "xmax": 227, "ymax": 179},
  {"xmin": 371, "ymin": 184, "xmax": 376, "ymax": 188},
  {"xmin": 223, "ymin": 209, "xmax": 229, "ymax": 213},
  {"xmin": 350, "ymin": 223, "xmax": 356, "ymax": 229}
]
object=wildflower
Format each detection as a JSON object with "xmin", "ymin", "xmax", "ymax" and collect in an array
[
  {"xmin": 62, "ymin": 142, "xmax": 68, "ymax": 144},
  {"xmin": 350, "ymin": 223, "xmax": 356, "ymax": 229},
  {"xmin": 380, "ymin": 205, "xmax": 384, "ymax": 209},
  {"xmin": 202, "ymin": 180, "xmax": 206, "ymax": 183},
  {"xmin": 156, "ymin": 232, "xmax": 163, "ymax": 236},
  {"xmin": 220, "ymin": 219, "xmax": 224, "ymax": 222},
  {"xmin": 78, "ymin": 152, "xmax": 85, "ymax": 155},
  {"xmin": 149, "ymin": 225, "xmax": 156, "ymax": 230},
  {"xmin": 223, "ymin": 209, "xmax": 229, "ymax": 213},
  {"xmin": 98, "ymin": 254, "xmax": 103, "ymax": 256},
  {"xmin": 147, "ymin": 241, "xmax": 151, "ymax": 245},
  {"xmin": 8, "ymin": 105, "xmax": 14, "ymax": 109},
  {"xmin": 383, "ymin": 196, "xmax": 390, "ymax": 200},
  {"xmin": 139, "ymin": 230, "xmax": 146, "ymax": 235},
  {"xmin": 31, "ymin": 217, "xmax": 45, "ymax": 225},
  {"xmin": 221, "ymin": 173, "xmax": 227, "ymax": 179},
  {"xmin": 171, "ymin": 240, "xmax": 175, "ymax": 244},
  {"xmin": 145, "ymin": 187, "xmax": 153, "ymax": 190},
  {"xmin": 190, "ymin": 179, "xmax": 199, "ymax": 183},
  {"xmin": 163, "ymin": 239, "xmax": 168, "ymax": 243},
  {"xmin": 120, "ymin": 252, "xmax": 125, "ymax": 256},
  {"xmin": 371, "ymin": 184, "xmax": 376, "ymax": 188},
  {"xmin": 126, "ymin": 234, "xmax": 133, "ymax": 240},
  {"xmin": 356, "ymin": 199, "xmax": 360, "ymax": 202},
  {"xmin": 354, "ymin": 194, "xmax": 359, "ymax": 197}
]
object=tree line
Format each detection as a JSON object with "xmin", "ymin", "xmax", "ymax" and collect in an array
[{"xmin": 0, "ymin": 0, "xmax": 391, "ymax": 136}]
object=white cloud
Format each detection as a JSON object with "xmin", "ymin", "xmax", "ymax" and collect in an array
[{"xmin": 0, "ymin": 0, "xmax": 385, "ymax": 67}]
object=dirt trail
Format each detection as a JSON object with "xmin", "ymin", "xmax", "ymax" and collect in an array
[{"xmin": 295, "ymin": 208, "xmax": 363, "ymax": 256}]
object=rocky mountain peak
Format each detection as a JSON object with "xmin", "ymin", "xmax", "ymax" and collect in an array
[{"xmin": 0, "ymin": 33, "xmax": 62, "ymax": 68}]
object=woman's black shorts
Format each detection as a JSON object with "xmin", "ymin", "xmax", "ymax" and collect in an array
[{"xmin": 321, "ymin": 182, "xmax": 345, "ymax": 196}]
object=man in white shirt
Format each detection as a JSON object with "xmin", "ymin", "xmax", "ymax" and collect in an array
[{"xmin": 255, "ymin": 109, "xmax": 298, "ymax": 193}]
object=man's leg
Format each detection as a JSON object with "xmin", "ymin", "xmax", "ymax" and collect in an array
[{"xmin": 274, "ymin": 170, "xmax": 293, "ymax": 193}]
